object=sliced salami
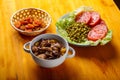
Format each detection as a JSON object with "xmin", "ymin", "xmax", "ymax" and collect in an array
[
  {"xmin": 75, "ymin": 11, "xmax": 91, "ymax": 24},
  {"xmin": 87, "ymin": 23, "xmax": 108, "ymax": 41},
  {"xmin": 89, "ymin": 12, "xmax": 100, "ymax": 26}
]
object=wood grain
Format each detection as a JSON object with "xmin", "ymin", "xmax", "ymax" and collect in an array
[{"xmin": 0, "ymin": 0, "xmax": 120, "ymax": 80}]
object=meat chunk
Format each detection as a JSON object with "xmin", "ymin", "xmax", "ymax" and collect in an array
[{"xmin": 31, "ymin": 39, "xmax": 66, "ymax": 60}]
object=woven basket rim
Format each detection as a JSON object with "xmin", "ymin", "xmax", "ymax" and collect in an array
[{"xmin": 10, "ymin": 8, "xmax": 52, "ymax": 33}]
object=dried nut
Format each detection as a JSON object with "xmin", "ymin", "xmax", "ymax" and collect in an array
[
  {"xmin": 14, "ymin": 21, "xmax": 21, "ymax": 28},
  {"xmin": 20, "ymin": 25, "xmax": 25, "ymax": 30}
]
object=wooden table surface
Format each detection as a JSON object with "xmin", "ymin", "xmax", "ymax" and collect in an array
[{"xmin": 0, "ymin": 0, "xmax": 120, "ymax": 80}]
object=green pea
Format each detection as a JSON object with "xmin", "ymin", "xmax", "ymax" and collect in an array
[{"xmin": 65, "ymin": 22, "xmax": 91, "ymax": 43}]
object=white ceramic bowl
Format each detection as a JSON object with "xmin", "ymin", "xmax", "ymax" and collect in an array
[
  {"xmin": 23, "ymin": 34, "xmax": 75, "ymax": 68},
  {"xmin": 10, "ymin": 8, "xmax": 52, "ymax": 36}
]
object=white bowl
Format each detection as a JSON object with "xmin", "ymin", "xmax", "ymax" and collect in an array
[{"xmin": 23, "ymin": 34, "xmax": 75, "ymax": 68}]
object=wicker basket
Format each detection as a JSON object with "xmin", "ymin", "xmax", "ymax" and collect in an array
[{"xmin": 10, "ymin": 8, "xmax": 52, "ymax": 36}]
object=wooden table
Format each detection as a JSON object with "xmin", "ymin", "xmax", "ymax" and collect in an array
[{"xmin": 0, "ymin": 0, "xmax": 120, "ymax": 80}]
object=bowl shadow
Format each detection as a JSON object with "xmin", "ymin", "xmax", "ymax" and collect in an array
[
  {"xmin": 70, "ymin": 42, "xmax": 118, "ymax": 61},
  {"xmin": 30, "ymin": 63, "xmax": 69, "ymax": 80}
]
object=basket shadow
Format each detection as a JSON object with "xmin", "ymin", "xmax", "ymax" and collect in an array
[{"xmin": 13, "ymin": 30, "xmax": 48, "ymax": 42}]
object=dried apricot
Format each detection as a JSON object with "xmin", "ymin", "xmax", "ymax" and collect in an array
[{"xmin": 14, "ymin": 17, "xmax": 45, "ymax": 32}]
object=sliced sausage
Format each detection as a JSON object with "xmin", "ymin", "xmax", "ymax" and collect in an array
[
  {"xmin": 87, "ymin": 23, "xmax": 108, "ymax": 41},
  {"xmin": 75, "ymin": 11, "xmax": 91, "ymax": 24},
  {"xmin": 89, "ymin": 12, "xmax": 100, "ymax": 26}
]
